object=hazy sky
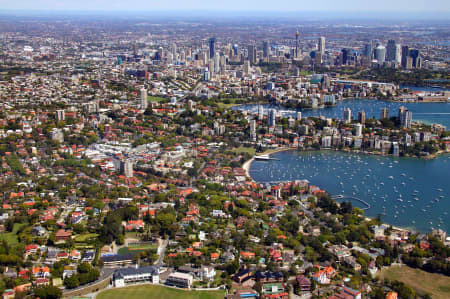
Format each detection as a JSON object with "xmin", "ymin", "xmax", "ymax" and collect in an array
[{"xmin": 0, "ymin": 0, "xmax": 449, "ymax": 12}]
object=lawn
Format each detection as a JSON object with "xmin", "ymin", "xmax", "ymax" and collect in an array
[
  {"xmin": 231, "ymin": 146, "xmax": 256, "ymax": 156},
  {"xmin": 0, "ymin": 223, "xmax": 26, "ymax": 246},
  {"xmin": 118, "ymin": 243, "xmax": 158, "ymax": 255},
  {"xmin": 217, "ymin": 102, "xmax": 237, "ymax": 109},
  {"xmin": 216, "ymin": 98, "xmax": 249, "ymax": 109},
  {"xmin": 74, "ymin": 233, "xmax": 99, "ymax": 242},
  {"xmin": 378, "ymin": 265, "xmax": 450, "ymax": 299},
  {"xmin": 96, "ymin": 284, "xmax": 225, "ymax": 299},
  {"xmin": 148, "ymin": 96, "xmax": 168, "ymax": 102}
]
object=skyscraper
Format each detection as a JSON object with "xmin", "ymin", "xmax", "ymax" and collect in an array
[
  {"xmin": 341, "ymin": 49, "xmax": 350, "ymax": 65},
  {"xmin": 263, "ymin": 41, "xmax": 270, "ymax": 58},
  {"xmin": 250, "ymin": 119, "xmax": 256, "ymax": 141},
  {"xmin": 248, "ymin": 44, "xmax": 257, "ymax": 64},
  {"xmin": 395, "ymin": 44, "xmax": 402, "ymax": 64},
  {"xmin": 232, "ymin": 44, "xmax": 239, "ymax": 56},
  {"xmin": 386, "ymin": 40, "xmax": 397, "ymax": 62},
  {"xmin": 208, "ymin": 37, "xmax": 216, "ymax": 59},
  {"xmin": 398, "ymin": 106, "xmax": 407, "ymax": 119},
  {"xmin": 381, "ymin": 107, "xmax": 389, "ymax": 119},
  {"xmin": 409, "ymin": 49, "xmax": 420, "ymax": 68},
  {"xmin": 401, "ymin": 46, "xmax": 409, "ymax": 68},
  {"xmin": 295, "ymin": 31, "xmax": 299, "ymax": 58},
  {"xmin": 56, "ymin": 109, "xmax": 65, "ymax": 122},
  {"xmin": 122, "ymin": 159, "xmax": 133, "ymax": 178},
  {"xmin": 258, "ymin": 105, "xmax": 264, "ymax": 121},
  {"xmin": 355, "ymin": 123, "xmax": 363, "ymax": 137},
  {"xmin": 364, "ymin": 43, "xmax": 373, "ymax": 58},
  {"xmin": 318, "ymin": 36, "xmax": 325, "ymax": 55},
  {"xmin": 268, "ymin": 109, "xmax": 276, "ymax": 127},
  {"xmin": 140, "ymin": 88, "xmax": 148, "ymax": 110},
  {"xmin": 344, "ymin": 108, "xmax": 352, "ymax": 123},
  {"xmin": 358, "ymin": 111, "xmax": 366, "ymax": 124},
  {"xmin": 400, "ymin": 109, "xmax": 413, "ymax": 129},
  {"xmin": 374, "ymin": 45, "xmax": 386, "ymax": 63}
]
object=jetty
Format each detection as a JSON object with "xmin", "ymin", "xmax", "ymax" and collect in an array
[{"xmin": 332, "ymin": 194, "xmax": 371, "ymax": 210}]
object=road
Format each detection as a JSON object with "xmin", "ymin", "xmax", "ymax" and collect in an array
[
  {"xmin": 155, "ymin": 239, "xmax": 169, "ymax": 266},
  {"xmin": 63, "ymin": 267, "xmax": 116, "ymax": 295}
]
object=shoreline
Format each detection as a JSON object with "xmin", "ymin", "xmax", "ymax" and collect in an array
[
  {"xmin": 242, "ymin": 147, "xmax": 294, "ymax": 180},
  {"xmin": 241, "ymin": 148, "xmax": 448, "ymax": 234},
  {"xmin": 243, "ymin": 148, "xmax": 449, "ymax": 180}
]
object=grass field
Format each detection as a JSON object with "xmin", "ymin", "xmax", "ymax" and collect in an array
[
  {"xmin": 148, "ymin": 96, "xmax": 168, "ymax": 102},
  {"xmin": 74, "ymin": 233, "xmax": 98, "ymax": 242},
  {"xmin": 96, "ymin": 284, "xmax": 225, "ymax": 299},
  {"xmin": 231, "ymin": 146, "xmax": 256, "ymax": 156},
  {"xmin": 217, "ymin": 102, "xmax": 237, "ymax": 109},
  {"xmin": 0, "ymin": 223, "xmax": 26, "ymax": 246},
  {"xmin": 216, "ymin": 98, "xmax": 248, "ymax": 109},
  {"xmin": 378, "ymin": 265, "xmax": 450, "ymax": 299},
  {"xmin": 118, "ymin": 243, "xmax": 158, "ymax": 255}
]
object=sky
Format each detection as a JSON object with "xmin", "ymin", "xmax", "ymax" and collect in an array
[{"xmin": 0, "ymin": 0, "xmax": 449, "ymax": 13}]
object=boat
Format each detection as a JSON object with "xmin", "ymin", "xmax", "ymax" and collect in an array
[{"xmin": 254, "ymin": 155, "xmax": 278, "ymax": 161}]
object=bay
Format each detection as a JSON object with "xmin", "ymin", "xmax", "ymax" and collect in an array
[
  {"xmin": 233, "ymin": 98, "xmax": 450, "ymax": 128},
  {"xmin": 249, "ymin": 150, "xmax": 450, "ymax": 233}
]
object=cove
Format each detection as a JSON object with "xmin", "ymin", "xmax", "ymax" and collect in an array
[{"xmin": 249, "ymin": 150, "xmax": 450, "ymax": 233}]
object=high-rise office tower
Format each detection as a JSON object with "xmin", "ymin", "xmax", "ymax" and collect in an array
[
  {"xmin": 344, "ymin": 108, "xmax": 352, "ymax": 123},
  {"xmin": 409, "ymin": 49, "xmax": 420, "ymax": 68},
  {"xmin": 214, "ymin": 54, "xmax": 220, "ymax": 73},
  {"xmin": 263, "ymin": 41, "xmax": 270, "ymax": 58},
  {"xmin": 395, "ymin": 44, "xmax": 402, "ymax": 64},
  {"xmin": 401, "ymin": 46, "xmax": 409, "ymax": 67},
  {"xmin": 374, "ymin": 45, "xmax": 386, "ymax": 63},
  {"xmin": 248, "ymin": 44, "xmax": 257, "ymax": 64},
  {"xmin": 341, "ymin": 49, "xmax": 349, "ymax": 65},
  {"xmin": 381, "ymin": 107, "xmax": 389, "ymax": 119},
  {"xmin": 295, "ymin": 31, "xmax": 299, "ymax": 58},
  {"xmin": 232, "ymin": 44, "xmax": 239, "ymax": 56},
  {"xmin": 364, "ymin": 43, "xmax": 373, "ymax": 58},
  {"xmin": 386, "ymin": 40, "xmax": 397, "ymax": 61},
  {"xmin": 318, "ymin": 36, "xmax": 325, "ymax": 55},
  {"xmin": 243, "ymin": 60, "xmax": 251, "ymax": 74},
  {"xmin": 209, "ymin": 37, "xmax": 215, "ymax": 59},
  {"xmin": 358, "ymin": 111, "xmax": 366, "ymax": 124},
  {"xmin": 140, "ymin": 88, "xmax": 148, "ymax": 110}
]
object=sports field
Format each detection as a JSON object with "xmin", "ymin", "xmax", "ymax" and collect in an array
[
  {"xmin": 378, "ymin": 265, "xmax": 450, "ymax": 299},
  {"xmin": 96, "ymin": 284, "xmax": 225, "ymax": 299}
]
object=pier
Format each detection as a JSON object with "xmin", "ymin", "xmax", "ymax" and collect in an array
[{"xmin": 332, "ymin": 194, "xmax": 371, "ymax": 210}]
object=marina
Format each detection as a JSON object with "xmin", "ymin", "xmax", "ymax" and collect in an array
[{"xmin": 249, "ymin": 150, "xmax": 450, "ymax": 233}]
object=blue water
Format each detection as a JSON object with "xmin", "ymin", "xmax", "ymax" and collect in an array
[
  {"xmin": 249, "ymin": 150, "xmax": 450, "ymax": 233},
  {"xmin": 399, "ymin": 85, "xmax": 450, "ymax": 92},
  {"xmin": 233, "ymin": 99, "xmax": 450, "ymax": 128}
]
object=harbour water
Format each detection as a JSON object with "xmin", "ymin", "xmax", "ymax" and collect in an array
[
  {"xmin": 249, "ymin": 150, "xmax": 450, "ymax": 233},
  {"xmin": 233, "ymin": 99, "xmax": 450, "ymax": 128}
]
